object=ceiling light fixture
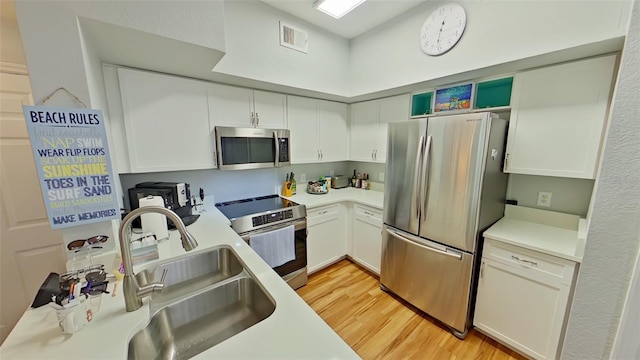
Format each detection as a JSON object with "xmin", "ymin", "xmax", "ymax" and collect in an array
[{"xmin": 314, "ymin": 0, "xmax": 367, "ymax": 19}]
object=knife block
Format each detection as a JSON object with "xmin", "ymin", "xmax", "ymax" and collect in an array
[{"xmin": 281, "ymin": 181, "xmax": 293, "ymax": 197}]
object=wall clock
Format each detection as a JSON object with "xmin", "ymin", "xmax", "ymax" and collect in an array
[{"xmin": 420, "ymin": 3, "xmax": 467, "ymax": 56}]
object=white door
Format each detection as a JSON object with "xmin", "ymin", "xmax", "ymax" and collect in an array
[
  {"xmin": 0, "ymin": 66, "xmax": 66, "ymax": 344},
  {"xmin": 350, "ymin": 100, "xmax": 378, "ymax": 162},
  {"xmin": 118, "ymin": 68, "xmax": 215, "ymax": 172},
  {"xmin": 207, "ymin": 83, "xmax": 254, "ymax": 128},
  {"xmin": 318, "ymin": 100, "xmax": 349, "ymax": 162},
  {"xmin": 377, "ymin": 94, "xmax": 410, "ymax": 163},
  {"xmin": 287, "ymin": 96, "xmax": 319, "ymax": 163},
  {"xmin": 252, "ymin": 90, "xmax": 286, "ymax": 129}
]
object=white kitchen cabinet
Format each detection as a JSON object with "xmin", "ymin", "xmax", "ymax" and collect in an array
[
  {"xmin": 505, "ymin": 54, "xmax": 617, "ymax": 179},
  {"xmin": 287, "ymin": 96, "xmax": 349, "ymax": 163},
  {"xmin": 306, "ymin": 204, "xmax": 347, "ymax": 274},
  {"xmin": 474, "ymin": 238, "xmax": 577, "ymax": 360},
  {"xmin": 208, "ymin": 83, "xmax": 286, "ymax": 129},
  {"xmin": 117, "ymin": 68, "xmax": 216, "ymax": 173},
  {"xmin": 352, "ymin": 204, "xmax": 383, "ymax": 275},
  {"xmin": 350, "ymin": 94, "xmax": 409, "ymax": 163}
]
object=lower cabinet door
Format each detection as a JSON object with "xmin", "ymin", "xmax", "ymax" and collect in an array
[
  {"xmin": 307, "ymin": 205, "xmax": 346, "ymax": 274},
  {"xmin": 474, "ymin": 257, "xmax": 571, "ymax": 360},
  {"xmin": 352, "ymin": 206, "xmax": 383, "ymax": 275}
]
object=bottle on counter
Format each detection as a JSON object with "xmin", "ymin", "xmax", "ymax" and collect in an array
[
  {"xmin": 361, "ymin": 173, "xmax": 368, "ymax": 190},
  {"xmin": 357, "ymin": 173, "xmax": 362, "ymax": 189},
  {"xmin": 351, "ymin": 169, "xmax": 357, "ymax": 188},
  {"xmin": 291, "ymin": 172, "xmax": 296, "ymax": 195}
]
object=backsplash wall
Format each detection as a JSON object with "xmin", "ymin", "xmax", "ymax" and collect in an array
[
  {"xmin": 120, "ymin": 163, "xmax": 593, "ymax": 217},
  {"xmin": 119, "ymin": 162, "xmax": 351, "ymax": 209},
  {"xmin": 506, "ymin": 174, "xmax": 594, "ymax": 217}
]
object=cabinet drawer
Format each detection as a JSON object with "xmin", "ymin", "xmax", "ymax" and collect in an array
[
  {"xmin": 354, "ymin": 204, "xmax": 382, "ymax": 226},
  {"xmin": 483, "ymin": 239, "xmax": 576, "ymax": 285},
  {"xmin": 307, "ymin": 204, "xmax": 340, "ymax": 226}
]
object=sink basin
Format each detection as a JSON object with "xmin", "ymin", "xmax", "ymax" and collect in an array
[
  {"xmin": 135, "ymin": 245, "xmax": 243, "ymax": 307},
  {"xmin": 128, "ymin": 276, "xmax": 276, "ymax": 360}
]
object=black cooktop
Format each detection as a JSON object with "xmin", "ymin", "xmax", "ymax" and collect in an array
[{"xmin": 214, "ymin": 194, "xmax": 299, "ymax": 220}]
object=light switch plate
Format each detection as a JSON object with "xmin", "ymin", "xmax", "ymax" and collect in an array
[
  {"xmin": 537, "ymin": 192, "xmax": 552, "ymax": 207},
  {"xmin": 379, "ymin": 172, "xmax": 385, "ymax": 181},
  {"xmin": 300, "ymin": 173, "xmax": 306, "ymax": 183}
]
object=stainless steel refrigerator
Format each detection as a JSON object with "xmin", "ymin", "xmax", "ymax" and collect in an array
[{"xmin": 381, "ymin": 112, "xmax": 508, "ymax": 339}]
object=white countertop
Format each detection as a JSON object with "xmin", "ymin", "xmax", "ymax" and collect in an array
[
  {"xmin": 0, "ymin": 202, "xmax": 360, "ymax": 359},
  {"xmin": 283, "ymin": 187, "xmax": 384, "ymax": 210},
  {"xmin": 483, "ymin": 205, "xmax": 584, "ymax": 263}
]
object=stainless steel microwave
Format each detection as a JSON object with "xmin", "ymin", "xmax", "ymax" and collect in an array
[{"xmin": 215, "ymin": 127, "xmax": 291, "ymax": 170}]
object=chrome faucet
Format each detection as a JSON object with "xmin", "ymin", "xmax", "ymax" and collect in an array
[{"xmin": 118, "ymin": 206, "xmax": 198, "ymax": 312}]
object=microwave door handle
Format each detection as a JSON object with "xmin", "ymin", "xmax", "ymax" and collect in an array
[{"xmin": 273, "ymin": 131, "xmax": 280, "ymax": 168}]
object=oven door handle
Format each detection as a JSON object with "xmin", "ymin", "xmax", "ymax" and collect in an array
[
  {"xmin": 274, "ymin": 131, "xmax": 280, "ymax": 168},
  {"xmin": 240, "ymin": 218, "xmax": 307, "ymax": 241}
]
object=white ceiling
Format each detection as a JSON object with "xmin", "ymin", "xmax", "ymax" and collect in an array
[{"xmin": 260, "ymin": 0, "xmax": 427, "ymax": 39}]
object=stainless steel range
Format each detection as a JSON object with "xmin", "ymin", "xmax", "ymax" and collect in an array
[{"xmin": 215, "ymin": 195, "xmax": 307, "ymax": 289}]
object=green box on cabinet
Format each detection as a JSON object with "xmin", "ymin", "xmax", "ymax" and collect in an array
[
  {"xmin": 475, "ymin": 77, "xmax": 513, "ymax": 109},
  {"xmin": 410, "ymin": 91, "xmax": 433, "ymax": 117}
]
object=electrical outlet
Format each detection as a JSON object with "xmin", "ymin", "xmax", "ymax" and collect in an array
[
  {"xmin": 379, "ymin": 172, "xmax": 385, "ymax": 181},
  {"xmin": 300, "ymin": 173, "xmax": 306, "ymax": 183},
  {"xmin": 537, "ymin": 192, "xmax": 552, "ymax": 207},
  {"xmin": 329, "ymin": 170, "xmax": 335, "ymax": 177}
]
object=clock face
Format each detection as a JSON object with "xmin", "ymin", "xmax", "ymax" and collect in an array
[{"xmin": 420, "ymin": 3, "xmax": 467, "ymax": 56}]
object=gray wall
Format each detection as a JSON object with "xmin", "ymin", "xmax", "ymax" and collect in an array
[
  {"xmin": 506, "ymin": 175, "xmax": 594, "ymax": 217},
  {"xmin": 562, "ymin": 0, "xmax": 640, "ymax": 358}
]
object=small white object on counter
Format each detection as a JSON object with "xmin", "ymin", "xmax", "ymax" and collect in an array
[{"xmin": 139, "ymin": 196, "xmax": 169, "ymax": 240}]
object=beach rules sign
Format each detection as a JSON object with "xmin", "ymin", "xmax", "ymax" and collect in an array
[{"xmin": 23, "ymin": 106, "xmax": 119, "ymax": 229}]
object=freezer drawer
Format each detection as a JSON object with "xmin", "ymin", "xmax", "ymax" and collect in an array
[{"xmin": 381, "ymin": 225, "xmax": 474, "ymax": 335}]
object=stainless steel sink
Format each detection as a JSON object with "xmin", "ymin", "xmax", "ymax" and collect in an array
[
  {"xmin": 135, "ymin": 245, "xmax": 243, "ymax": 307},
  {"xmin": 128, "ymin": 276, "xmax": 276, "ymax": 360}
]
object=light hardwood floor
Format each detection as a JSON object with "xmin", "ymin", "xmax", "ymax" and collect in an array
[{"xmin": 296, "ymin": 260, "xmax": 527, "ymax": 360}]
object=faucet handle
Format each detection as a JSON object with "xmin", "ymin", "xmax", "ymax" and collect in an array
[{"xmin": 160, "ymin": 268, "xmax": 168, "ymax": 284}]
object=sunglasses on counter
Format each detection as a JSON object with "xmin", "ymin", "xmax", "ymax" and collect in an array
[{"xmin": 67, "ymin": 235, "xmax": 109, "ymax": 251}]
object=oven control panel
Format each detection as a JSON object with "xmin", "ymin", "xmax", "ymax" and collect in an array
[{"xmin": 252, "ymin": 209, "xmax": 294, "ymax": 227}]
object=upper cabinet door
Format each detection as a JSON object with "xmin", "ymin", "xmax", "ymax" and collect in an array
[
  {"xmin": 377, "ymin": 94, "xmax": 410, "ymax": 163},
  {"xmin": 118, "ymin": 68, "xmax": 215, "ymax": 173},
  {"xmin": 505, "ymin": 55, "xmax": 617, "ymax": 179},
  {"xmin": 207, "ymin": 83, "xmax": 253, "ymax": 128},
  {"xmin": 287, "ymin": 96, "xmax": 319, "ymax": 164},
  {"xmin": 318, "ymin": 100, "xmax": 349, "ymax": 162},
  {"xmin": 252, "ymin": 90, "xmax": 286, "ymax": 129},
  {"xmin": 350, "ymin": 100, "xmax": 379, "ymax": 162}
]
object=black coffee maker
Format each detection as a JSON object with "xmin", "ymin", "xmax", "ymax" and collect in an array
[{"xmin": 128, "ymin": 182, "xmax": 199, "ymax": 228}]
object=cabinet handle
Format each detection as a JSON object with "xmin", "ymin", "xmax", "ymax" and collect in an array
[
  {"xmin": 320, "ymin": 150, "xmax": 323, "ymax": 160},
  {"xmin": 213, "ymin": 151, "xmax": 217, "ymax": 166},
  {"xmin": 480, "ymin": 261, "xmax": 485, "ymax": 278},
  {"xmin": 251, "ymin": 112, "xmax": 255, "ymax": 127},
  {"xmin": 372, "ymin": 150, "xmax": 375, "ymax": 161},
  {"xmin": 317, "ymin": 150, "xmax": 320, "ymax": 161},
  {"xmin": 511, "ymin": 255, "xmax": 538, "ymax": 266},
  {"xmin": 364, "ymin": 211, "xmax": 374, "ymax": 216},
  {"xmin": 505, "ymin": 153, "xmax": 510, "ymax": 171},
  {"xmin": 318, "ymin": 210, "xmax": 328, "ymax": 215},
  {"xmin": 256, "ymin": 112, "xmax": 259, "ymax": 127},
  {"xmin": 374, "ymin": 149, "xmax": 377, "ymax": 161}
]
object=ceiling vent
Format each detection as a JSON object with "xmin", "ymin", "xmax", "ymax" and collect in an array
[{"xmin": 279, "ymin": 21, "xmax": 308, "ymax": 54}]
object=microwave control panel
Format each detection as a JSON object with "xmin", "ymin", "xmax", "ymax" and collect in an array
[{"xmin": 252, "ymin": 209, "xmax": 294, "ymax": 227}]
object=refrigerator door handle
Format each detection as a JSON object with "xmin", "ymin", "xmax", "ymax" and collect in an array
[
  {"xmin": 385, "ymin": 228, "xmax": 462, "ymax": 260},
  {"xmin": 421, "ymin": 135, "xmax": 433, "ymax": 222},
  {"xmin": 414, "ymin": 136, "xmax": 426, "ymax": 220}
]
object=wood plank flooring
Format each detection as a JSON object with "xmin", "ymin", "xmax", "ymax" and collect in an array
[{"xmin": 296, "ymin": 260, "xmax": 527, "ymax": 360}]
